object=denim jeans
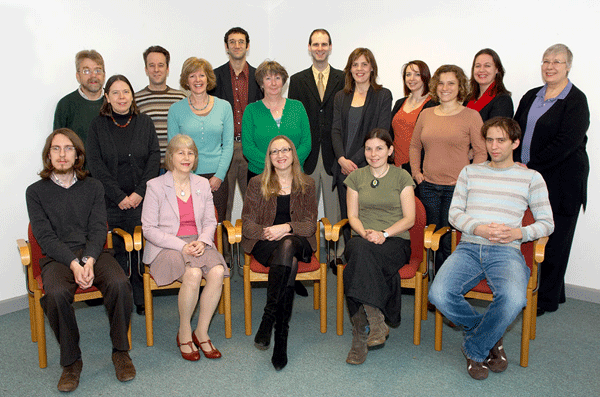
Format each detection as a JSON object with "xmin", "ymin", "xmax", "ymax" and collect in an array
[{"xmin": 428, "ymin": 242, "xmax": 529, "ymax": 362}]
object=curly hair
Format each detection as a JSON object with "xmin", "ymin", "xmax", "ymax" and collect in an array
[{"xmin": 429, "ymin": 64, "xmax": 470, "ymax": 103}]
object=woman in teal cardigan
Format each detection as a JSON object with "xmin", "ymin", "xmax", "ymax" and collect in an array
[{"xmin": 242, "ymin": 60, "xmax": 311, "ymax": 180}]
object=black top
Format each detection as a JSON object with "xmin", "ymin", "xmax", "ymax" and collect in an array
[{"xmin": 273, "ymin": 194, "xmax": 291, "ymax": 225}]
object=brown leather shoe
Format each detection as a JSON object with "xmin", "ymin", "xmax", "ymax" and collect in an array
[
  {"xmin": 197, "ymin": 338, "xmax": 222, "ymax": 359},
  {"xmin": 112, "ymin": 351, "xmax": 136, "ymax": 382},
  {"xmin": 57, "ymin": 359, "xmax": 82, "ymax": 392},
  {"xmin": 485, "ymin": 337, "xmax": 508, "ymax": 373},
  {"xmin": 462, "ymin": 348, "xmax": 488, "ymax": 380},
  {"xmin": 177, "ymin": 334, "xmax": 201, "ymax": 361}
]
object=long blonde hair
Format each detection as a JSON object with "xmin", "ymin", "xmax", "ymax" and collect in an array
[{"xmin": 260, "ymin": 135, "xmax": 310, "ymax": 200}]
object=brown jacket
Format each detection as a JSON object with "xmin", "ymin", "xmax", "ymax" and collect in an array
[{"xmin": 241, "ymin": 175, "xmax": 317, "ymax": 253}]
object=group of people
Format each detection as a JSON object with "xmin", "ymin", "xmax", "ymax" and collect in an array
[{"xmin": 26, "ymin": 23, "xmax": 588, "ymax": 391}]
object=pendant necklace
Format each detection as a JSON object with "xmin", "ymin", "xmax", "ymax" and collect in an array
[{"xmin": 370, "ymin": 164, "xmax": 390, "ymax": 188}]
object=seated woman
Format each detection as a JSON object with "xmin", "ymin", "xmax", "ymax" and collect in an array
[
  {"xmin": 241, "ymin": 136, "xmax": 317, "ymax": 371},
  {"xmin": 141, "ymin": 134, "xmax": 229, "ymax": 361},
  {"xmin": 343, "ymin": 128, "xmax": 415, "ymax": 365}
]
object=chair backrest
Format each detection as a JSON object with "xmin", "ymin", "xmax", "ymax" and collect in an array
[
  {"xmin": 408, "ymin": 197, "xmax": 426, "ymax": 264},
  {"xmin": 453, "ymin": 208, "xmax": 535, "ymax": 270}
]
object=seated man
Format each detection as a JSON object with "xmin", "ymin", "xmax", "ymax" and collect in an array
[
  {"xmin": 25, "ymin": 128, "xmax": 135, "ymax": 392},
  {"xmin": 428, "ymin": 117, "xmax": 554, "ymax": 380}
]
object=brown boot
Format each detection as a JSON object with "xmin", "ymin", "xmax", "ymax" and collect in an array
[
  {"xmin": 57, "ymin": 359, "xmax": 83, "ymax": 392},
  {"xmin": 485, "ymin": 337, "xmax": 508, "ymax": 373},
  {"xmin": 346, "ymin": 306, "xmax": 368, "ymax": 365},
  {"xmin": 364, "ymin": 305, "xmax": 389, "ymax": 349},
  {"xmin": 112, "ymin": 351, "xmax": 136, "ymax": 382}
]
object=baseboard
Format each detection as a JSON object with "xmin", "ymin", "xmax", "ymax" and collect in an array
[
  {"xmin": 0, "ymin": 294, "xmax": 29, "ymax": 316},
  {"xmin": 566, "ymin": 284, "xmax": 600, "ymax": 305}
]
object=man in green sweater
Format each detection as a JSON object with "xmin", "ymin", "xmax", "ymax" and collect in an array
[{"xmin": 53, "ymin": 50, "xmax": 106, "ymax": 145}]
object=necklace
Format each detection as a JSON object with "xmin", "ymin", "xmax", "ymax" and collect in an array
[
  {"xmin": 189, "ymin": 96, "xmax": 210, "ymax": 111},
  {"xmin": 175, "ymin": 180, "xmax": 190, "ymax": 196},
  {"xmin": 111, "ymin": 114, "xmax": 132, "ymax": 128},
  {"xmin": 370, "ymin": 164, "xmax": 390, "ymax": 188}
]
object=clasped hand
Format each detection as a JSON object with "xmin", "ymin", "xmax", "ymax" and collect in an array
[
  {"xmin": 182, "ymin": 241, "xmax": 206, "ymax": 257},
  {"xmin": 364, "ymin": 229, "xmax": 385, "ymax": 245},
  {"xmin": 475, "ymin": 223, "xmax": 522, "ymax": 244},
  {"xmin": 118, "ymin": 192, "xmax": 143, "ymax": 210},
  {"xmin": 262, "ymin": 224, "xmax": 292, "ymax": 241},
  {"xmin": 71, "ymin": 258, "xmax": 95, "ymax": 289}
]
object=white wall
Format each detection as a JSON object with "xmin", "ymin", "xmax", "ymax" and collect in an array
[{"xmin": 1, "ymin": 0, "xmax": 598, "ymax": 303}]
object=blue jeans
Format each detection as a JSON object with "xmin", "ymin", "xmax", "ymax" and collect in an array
[{"xmin": 428, "ymin": 243, "xmax": 529, "ymax": 362}]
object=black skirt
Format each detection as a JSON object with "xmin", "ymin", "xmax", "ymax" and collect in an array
[
  {"xmin": 251, "ymin": 235, "xmax": 313, "ymax": 266},
  {"xmin": 343, "ymin": 236, "xmax": 411, "ymax": 326}
]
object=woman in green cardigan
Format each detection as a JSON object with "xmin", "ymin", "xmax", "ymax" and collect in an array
[{"xmin": 242, "ymin": 60, "xmax": 311, "ymax": 181}]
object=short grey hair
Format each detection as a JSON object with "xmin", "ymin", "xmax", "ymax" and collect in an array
[{"xmin": 543, "ymin": 43, "xmax": 573, "ymax": 69}]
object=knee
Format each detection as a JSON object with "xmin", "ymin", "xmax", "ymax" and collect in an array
[
  {"xmin": 183, "ymin": 267, "xmax": 203, "ymax": 289},
  {"xmin": 43, "ymin": 284, "xmax": 73, "ymax": 310},
  {"xmin": 495, "ymin": 285, "xmax": 527, "ymax": 313},
  {"xmin": 428, "ymin": 277, "xmax": 456, "ymax": 309},
  {"xmin": 104, "ymin": 274, "xmax": 132, "ymax": 298},
  {"xmin": 207, "ymin": 265, "xmax": 225, "ymax": 284}
]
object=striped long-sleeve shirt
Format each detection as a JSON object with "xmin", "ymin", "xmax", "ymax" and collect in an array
[{"xmin": 449, "ymin": 161, "xmax": 554, "ymax": 250}]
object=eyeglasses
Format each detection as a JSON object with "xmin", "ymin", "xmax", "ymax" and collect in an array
[
  {"xmin": 541, "ymin": 60, "xmax": 567, "ymax": 67},
  {"xmin": 50, "ymin": 145, "xmax": 76, "ymax": 153},
  {"xmin": 269, "ymin": 147, "xmax": 291, "ymax": 156},
  {"xmin": 79, "ymin": 68, "xmax": 104, "ymax": 75},
  {"xmin": 228, "ymin": 39, "xmax": 246, "ymax": 46}
]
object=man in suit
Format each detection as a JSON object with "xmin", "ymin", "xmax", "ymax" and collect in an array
[
  {"xmin": 26, "ymin": 129, "xmax": 135, "ymax": 392},
  {"xmin": 288, "ymin": 29, "xmax": 345, "ymax": 267},
  {"xmin": 53, "ymin": 50, "xmax": 106, "ymax": 145},
  {"xmin": 209, "ymin": 27, "xmax": 263, "ymax": 230}
]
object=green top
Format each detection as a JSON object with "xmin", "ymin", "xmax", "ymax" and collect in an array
[
  {"xmin": 53, "ymin": 89, "xmax": 103, "ymax": 144},
  {"xmin": 241, "ymin": 98, "xmax": 311, "ymax": 174},
  {"xmin": 345, "ymin": 165, "xmax": 415, "ymax": 240}
]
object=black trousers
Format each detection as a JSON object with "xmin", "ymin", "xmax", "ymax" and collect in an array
[{"xmin": 40, "ymin": 251, "xmax": 133, "ymax": 367}]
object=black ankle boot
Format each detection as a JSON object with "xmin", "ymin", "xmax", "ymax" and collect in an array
[
  {"xmin": 255, "ymin": 265, "xmax": 290, "ymax": 350},
  {"xmin": 272, "ymin": 285, "xmax": 294, "ymax": 370}
]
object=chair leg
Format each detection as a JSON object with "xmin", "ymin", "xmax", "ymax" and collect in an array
[
  {"xmin": 28, "ymin": 294, "xmax": 36, "ymax": 342},
  {"xmin": 34, "ymin": 290, "xmax": 47, "ymax": 368},
  {"xmin": 413, "ymin": 278, "xmax": 422, "ymax": 346},
  {"xmin": 531, "ymin": 291, "xmax": 538, "ymax": 340},
  {"xmin": 336, "ymin": 264, "xmax": 344, "ymax": 336},
  {"xmin": 313, "ymin": 280, "xmax": 320, "ymax": 310},
  {"xmin": 127, "ymin": 322, "xmax": 132, "ymax": 350},
  {"xmin": 319, "ymin": 265, "xmax": 327, "ymax": 334},
  {"xmin": 520, "ymin": 288, "xmax": 533, "ymax": 367},
  {"xmin": 143, "ymin": 272, "xmax": 154, "ymax": 347},
  {"xmin": 434, "ymin": 309, "xmax": 443, "ymax": 351},
  {"xmin": 223, "ymin": 278, "xmax": 232, "ymax": 339},
  {"xmin": 218, "ymin": 293, "xmax": 225, "ymax": 314},
  {"xmin": 243, "ymin": 264, "xmax": 252, "ymax": 336},
  {"xmin": 422, "ymin": 277, "xmax": 429, "ymax": 321}
]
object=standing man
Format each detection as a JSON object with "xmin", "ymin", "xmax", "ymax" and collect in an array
[
  {"xmin": 53, "ymin": 50, "xmax": 106, "ymax": 145},
  {"xmin": 26, "ymin": 129, "xmax": 135, "ymax": 392},
  {"xmin": 428, "ymin": 117, "xmax": 554, "ymax": 380},
  {"xmin": 209, "ymin": 27, "xmax": 263, "ymax": 226},
  {"xmin": 135, "ymin": 45, "xmax": 186, "ymax": 168},
  {"xmin": 288, "ymin": 29, "xmax": 345, "ymax": 268}
]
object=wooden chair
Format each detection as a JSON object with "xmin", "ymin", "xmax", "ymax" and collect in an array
[
  {"xmin": 17, "ymin": 224, "xmax": 133, "ymax": 369},
  {"xmin": 330, "ymin": 197, "xmax": 435, "ymax": 345},
  {"xmin": 430, "ymin": 208, "xmax": 548, "ymax": 367},
  {"xmin": 137, "ymin": 217, "xmax": 232, "ymax": 347},
  {"xmin": 224, "ymin": 219, "xmax": 327, "ymax": 335}
]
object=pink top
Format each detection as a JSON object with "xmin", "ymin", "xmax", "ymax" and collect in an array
[
  {"xmin": 409, "ymin": 107, "xmax": 485, "ymax": 186},
  {"xmin": 177, "ymin": 196, "xmax": 198, "ymax": 236}
]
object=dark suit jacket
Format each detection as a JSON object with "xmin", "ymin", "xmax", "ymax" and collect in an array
[
  {"xmin": 514, "ymin": 84, "xmax": 589, "ymax": 215},
  {"xmin": 331, "ymin": 86, "xmax": 392, "ymax": 179},
  {"xmin": 463, "ymin": 93, "xmax": 514, "ymax": 122},
  {"xmin": 288, "ymin": 66, "xmax": 344, "ymax": 175},
  {"xmin": 208, "ymin": 62, "xmax": 263, "ymax": 108},
  {"xmin": 241, "ymin": 176, "xmax": 317, "ymax": 253}
]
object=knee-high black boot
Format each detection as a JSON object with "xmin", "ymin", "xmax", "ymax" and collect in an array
[
  {"xmin": 272, "ymin": 284, "xmax": 295, "ymax": 370},
  {"xmin": 255, "ymin": 265, "xmax": 291, "ymax": 350}
]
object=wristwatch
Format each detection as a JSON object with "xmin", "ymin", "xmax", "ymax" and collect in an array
[{"xmin": 382, "ymin": 230, "xmax": 389, "ymax": 239}]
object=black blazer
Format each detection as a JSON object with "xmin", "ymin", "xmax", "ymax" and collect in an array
[
  {"xmin": 390, "ymin": 96, "xmax": 437, "ymax": 140},
  {"xmin": 331, "ymin": 86, "xmax": 392, "ymax": 179},
  {"xmin": 209, "ymin": 62, "xmax": 263, "ymax": 107},
  {"xmin": 288, "ymin": 66, "xmax": 344, "ymax": 175},
  {"xmin": 514, "ymin": 84, "xmax": 589, "ymax": 215},
  {"xmin": 463, "ymin": 93, "xmax": 514, "ymax": 122}
]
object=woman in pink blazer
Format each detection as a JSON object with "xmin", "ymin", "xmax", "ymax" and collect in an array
[{"xmin": 142, "ymin": 134, "xmax": 229, "ymax": 361}]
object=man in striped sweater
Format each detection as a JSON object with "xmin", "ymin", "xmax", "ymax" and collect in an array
[
  {"xmin": 135, "ymin": 46, "xmax": 186, "ymax": 169},
  {"xmin": 429, "ymin": 117, "xmax": 554, "ymax": 380}
]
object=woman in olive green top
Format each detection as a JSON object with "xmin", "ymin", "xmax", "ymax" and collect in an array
[{"xmin": 343, "ymin": 128, "xmax": 415, "ymax": 365}]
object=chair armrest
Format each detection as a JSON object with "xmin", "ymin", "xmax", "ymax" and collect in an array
[
  {"xmin": 112, "ymin": 228, "xmax": 133, "ymax": 252},
  {"xmin": 330, "ymin": 219, "xmax": 349, "ymax": 242},
  {"xmin": 133, "ymin": 226, "xmax": 143, "ymax": 251},
  {"xmin": 222, "ymin": 220, "xmax": 240, "ymax": 244},
  {"xmin": 533, "ymin": 236, "xmax": 548, "ymax": 264},
  {"xmin": 17, "ymin": 239, "xmax": 31, "ymax": 267},
  {"xmin": 429, "ymin": 226, "xmax": 451, "ymax": 251},
  {"xmin": 234, "ymin": 219, "xmax": 243, "ymax": 243},
  {"xmin": 320, "ymin": 218, "xmax": 332, "ymax": 241},
  {"xmin": 423, "ymin": 224, "xmax": 437, "ymax": 249}
]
